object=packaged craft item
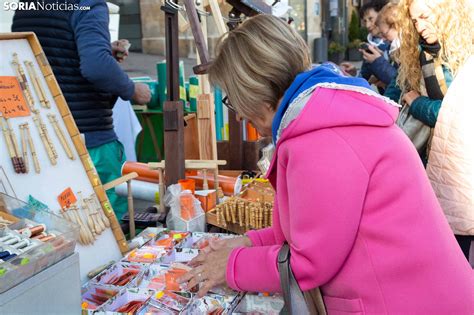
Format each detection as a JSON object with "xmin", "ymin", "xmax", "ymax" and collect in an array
[
  {"xmin": 138, "ymin": 302, "xmax": 179, "ymax": 314},
  {"xmin": 164, "ymin": 184, "xmax": 205, "ymax": 232},
  {"xmin": 178, "ymin": 231, "xmax": 237, "ymax": 250},
  {"xmin": 182, "ymin": 295, "xmax": 226, "ymax": 314},
  {"xmin": 154, "ymin": 231, "xmax": 188, "ymax": 248},
  {"xmin": 164, "ymin": 266, "xmax": 189, "ymax": 291},
  {"xmin": 91, "ymin": 263, "xmax": 142, "ymax": 287},
  {"xmin": 160, "ymin": 247, "xmax": 199, "ymax": 264},
  {"xmin": 125, "ymin": 246, "xmax": 166, "ymax": 264},
  {"xmin": 101, "ymin": 288, "xmax": 151, "ymax": 314},
  {"xmin": 143, "ymin": 264, "xmax": 168, "ymax": 291},
  {"xmin": 81, "ymin": 285, "xmax": 119, "ymax": 310},
  {"xmin": 152, "ymin": 290, "xmax": 190, "ymax": 312}
]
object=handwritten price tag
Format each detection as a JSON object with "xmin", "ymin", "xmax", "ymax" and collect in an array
[
  {"xmin": 58, "ymin": 187, "xmax": 77, "ymax": 209},
  {"xmin": 0, "ymin": 76, "xmax": 30, "ymax": 118}
]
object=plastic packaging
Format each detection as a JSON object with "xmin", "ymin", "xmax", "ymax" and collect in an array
[
  {"xmin": 164, "ymin": 184, "xmax": 205, "ymax": 232},
  {"xmin": 0, "ymin": 193, "xmax": 78, "ymax": 293}
]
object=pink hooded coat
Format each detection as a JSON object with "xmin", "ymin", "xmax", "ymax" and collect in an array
[{"xmin": 225, "ymin": 87, "xmax": 474, "ymax": 314}]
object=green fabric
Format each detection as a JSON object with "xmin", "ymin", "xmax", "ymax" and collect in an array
[
  {"xmin": 135, "ymin": 113, "xmax": 165, "ymax": 162},
  {"xmin": 88, "ymin": 140, "xmax": 128, "ymax": 220}
]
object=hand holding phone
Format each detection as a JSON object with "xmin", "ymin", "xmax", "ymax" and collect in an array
[{"xmin": 359, "ymin": 42, "xmax": 373, "ymax": 54}]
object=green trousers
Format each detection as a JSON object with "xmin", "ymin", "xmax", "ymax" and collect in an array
[{"xmin": 88, "ymin": 140, "xmax": 128, "ymax": 221}]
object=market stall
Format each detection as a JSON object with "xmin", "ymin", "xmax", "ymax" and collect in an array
[
  {"xmin": 0, "ymin": 1, "xmax": 278, "ymax": 314},
  {"xmin": 81, "ymin": 228, "xmax": 284, "ymax": 314}
]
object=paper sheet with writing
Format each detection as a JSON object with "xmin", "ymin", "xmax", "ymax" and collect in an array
[{"xmin": 0, "ymin": 76, "xmax": 30, "ymax": 118}]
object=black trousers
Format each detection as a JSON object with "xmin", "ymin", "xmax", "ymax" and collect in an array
[{"xmin": 455, "ymin": 234, "xmax": 474, "ymax": 260}]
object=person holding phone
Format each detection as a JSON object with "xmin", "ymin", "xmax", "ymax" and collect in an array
[
  {"xmin": 340, "ymin": 1, "xmax": 396, "ymax": 92},
  {"xmin": 361, "ymin": 3, "xmax": 401, "ymax": 86}
]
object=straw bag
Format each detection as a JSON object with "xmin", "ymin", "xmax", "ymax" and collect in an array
[{"xmin": 278, "ymin": 243, "xmax": 327, "ymax": 315}]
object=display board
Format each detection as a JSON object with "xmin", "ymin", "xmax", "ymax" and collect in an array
[{"xmin": 0, "ymin": 32, "xmax": 127, "ymax": 282}]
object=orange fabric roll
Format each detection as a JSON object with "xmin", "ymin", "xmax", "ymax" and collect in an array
[{"xmin": 121, "ymin": 161, "xmax": 160, "ymax": 183}]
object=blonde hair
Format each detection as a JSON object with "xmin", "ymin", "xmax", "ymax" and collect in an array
[
  {"xmin": 208, "ymin": 15, "xmax": 311, "ymax": 118},
  {"xmin": 376, "ymin": 3, "xmax": 399, "ymax": 29},
  {"xmin": 397, "ymin": 0, "xmax": 473, "ymax": 93}
]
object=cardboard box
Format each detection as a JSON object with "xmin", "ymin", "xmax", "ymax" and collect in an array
[{"xmin": 194, "ymin": 189, "xmax": 216, "ymax": 212}]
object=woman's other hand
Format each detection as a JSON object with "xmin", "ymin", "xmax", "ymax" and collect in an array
[
  {"xmin": 340, "ymin": 62, "xmax": 357, "ymax": 77},
  {"xmin": 402, "ymin": 90, "xmax": 421, "ymax": 106}
]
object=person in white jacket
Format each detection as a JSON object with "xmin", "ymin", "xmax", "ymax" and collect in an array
[{"xmin": 426, "ymin": 56, "xmax": 474, "ymax": 263}]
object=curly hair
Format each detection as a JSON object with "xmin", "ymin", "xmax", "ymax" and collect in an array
[
  {"xmin": 396, "ymin": 0, "xmax": 473, "ymax": 93},
  {"xmin": 376, "ymin": 3, "xmax": 398, "ymax": 29}
]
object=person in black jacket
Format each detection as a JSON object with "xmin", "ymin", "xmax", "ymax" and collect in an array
[{"xmin": 12, "ymin": 0, "xmax": 151, "ymax": 225}]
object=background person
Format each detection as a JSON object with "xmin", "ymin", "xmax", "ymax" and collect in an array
[
  {"xmin": 341, "ymin": 0, "xmax": 396, "ymax": 91},
  {"xmin": 384, "ymin": 0, "xmax": 472, "ymax": 165}
]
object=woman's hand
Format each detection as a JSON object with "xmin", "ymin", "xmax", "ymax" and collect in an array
[
  {"xmin": 177, "ymin": 245, "xmax": 234, "ymax": 297},
  {"xmin": 360, "ymin": 45, "xmax": 382, "ymax": 63},
  {"xmin": 177, "ymin": 236, "xmax": 251, "ymax": 297},
  {"xmin": 402, "ymin": 90, "xmax": 421, "ymax": 106},
  {"xmin": 368, "ymin": 75, "xmax": 386, "ymax": 89},
  {"xmin": 340, "ymin": 62, "xmax": 357, "ymax": 77}
]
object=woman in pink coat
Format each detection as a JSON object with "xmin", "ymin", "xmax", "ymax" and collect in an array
[{"xmin": 178, "ymin": 15, "xmax": 473, "ymax": 314}]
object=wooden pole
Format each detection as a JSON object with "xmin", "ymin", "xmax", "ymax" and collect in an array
[
  {"xmin": 158, "ymin": 167, "xmax": 166, "ymax": 214},
  {"xmin": 127, "ymin": 180, "xmax": 135, "ymax": 238},
  {"xmin": 162, "ymin": 1, "xmax": 185, "ymax": 186},
  {"xmin": 208, "ymin": 0, "xmax": 227, "ymax": 35},
  {"xmin": 197, "ymin": 94, "xmax": 213, "ymax": 160}
]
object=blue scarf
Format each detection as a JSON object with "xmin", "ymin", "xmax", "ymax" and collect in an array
[{"xmin": 271, "ymin": 63, "xmax": 371, "ymax": 143}]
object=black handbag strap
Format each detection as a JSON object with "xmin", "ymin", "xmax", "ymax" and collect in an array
[{"xmin": 278, "ymin": 242, "xmax": 292, "ymax": 314}]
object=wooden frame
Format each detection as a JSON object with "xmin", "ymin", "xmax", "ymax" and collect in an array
[{"xmin": 0, "ymin": 32, "xmax": 128, "ymax": 254}]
